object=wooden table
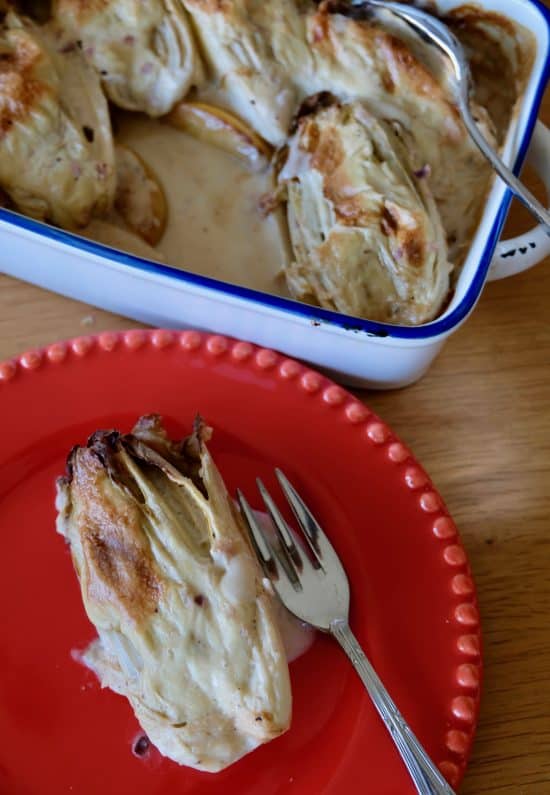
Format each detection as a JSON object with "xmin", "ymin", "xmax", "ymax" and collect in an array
[{"xmin": 1, "ymin": 101, "xmax": 549, "ymax": 795}]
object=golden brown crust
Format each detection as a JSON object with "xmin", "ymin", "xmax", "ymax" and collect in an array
[
  {"xmin": 382, "ymin": 203, "xmax": 424, "ymax": 269},
  {"xmin": 383, "ymin": 32, "xmax": 446, "ymax": 102},
  {"xmin": 69, "ymin": 441, "xmax": 162, "ymax": 625},
  {"xmin": 55, "ymin": 0, "xmax": 111, "ymax": 25},
  {"xmin": 278, "ymin": 101, "xmax": 452, "ymax": 324},
  {"xmin": 309, "ymin": 5, "xmax": 453, "ymax": 108},
  {"xmin": 61, "ymin": 417, "xmax": 213, "ymax": 628},
  {"xmin": 296, "ymin": 108, "xmax": 408, "ymax": 232},
  {"xmin": 183, "ymin": 0, "xmax": 232, "ymax": 12},
  {"xmin": 374, "ymin": 30, "xmax": 462, "ymax": 135},
  {"xmin": 308, "ymin": 122, "xmax": 342, "ymax": 172},
  {"xmin": 0, "ymin": 27, "xmax": 46, "ymax": 137}
]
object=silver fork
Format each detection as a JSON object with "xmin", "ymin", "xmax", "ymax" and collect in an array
[
  {"xmin": 351, "ymin": 0, "xmax": 550, "ymax": 230},
  {"xmin": 237, "ymin": 470, "xmax": 456, "ymax": 795}
]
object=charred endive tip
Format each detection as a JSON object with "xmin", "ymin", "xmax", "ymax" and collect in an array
[{"xmin": 60, "ymin": 413, "xmax": 208, "ymax": 485}]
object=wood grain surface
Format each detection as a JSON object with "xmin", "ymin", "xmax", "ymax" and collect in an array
[{"xmin": 0, "ymin": 88, "xmax": 549, "ymax": 795}]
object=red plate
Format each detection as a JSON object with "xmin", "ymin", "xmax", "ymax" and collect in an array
[{"xmin": 0, "ymin": 330, "xmax": 481, "ymax": 794}]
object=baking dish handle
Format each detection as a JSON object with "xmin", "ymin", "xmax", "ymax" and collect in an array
[{"xmin": 487, "ymin": 121, "xmax": 550, "ymax": 282}]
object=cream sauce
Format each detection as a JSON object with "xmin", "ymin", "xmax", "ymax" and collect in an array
[
  {"xmin": 253, "ymin": 508, "xmax": 316, "ymax": 663},
  {"xmin": 113, "ymin": 113, "xmax": 291, "ymax": 296},
  {"xmin": 274, "ymin": 597, "xmax": 316, "ymax": 664}
]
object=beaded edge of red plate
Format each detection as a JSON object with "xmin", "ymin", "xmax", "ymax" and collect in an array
[{"xmin": 0, "ymin": 329, "xmax": 482, "ymax": 788}]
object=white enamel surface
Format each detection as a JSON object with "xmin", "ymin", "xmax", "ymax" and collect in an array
[
  {"xmin": 431, "ymin": 0, "xmax": 550, "ymax": 310},
  {"xmin": 488, "ymin": 121, "xmax": 550, "ymax": 280},
  {"xmin": 0, "ymin": 0, "xmax": 548, "ymax": 389}
]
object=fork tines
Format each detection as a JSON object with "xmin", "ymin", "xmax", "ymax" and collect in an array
[{"xmin": 237, "ymin": 470, "xmax": 340, "ymax": 585}]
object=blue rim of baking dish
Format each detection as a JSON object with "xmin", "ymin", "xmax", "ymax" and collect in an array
[{"xmin": 1, "ymin": 0, "xmax": 549, "ymax": 341}]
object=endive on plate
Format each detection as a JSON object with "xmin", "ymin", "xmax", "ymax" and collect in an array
[{"xmin": 56, "ymin": 415, "xmax": 291, "ymax": 773}]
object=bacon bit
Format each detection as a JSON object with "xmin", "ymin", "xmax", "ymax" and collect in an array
[
  {"xmin": 84, "ymin": 46, "xmax": 95, "ymax": 58},
  {"xmin": 96, "ymin": 162, "xmax": 109, "ymax": 179},
  {"xmin": 413, "ymin": 164, "xmax": 431, "ymax": 179},
  {"xmin": 59, "ymin": 41, "xmax": 77, "ymax": 54},
  {"xmin": 140, "ymin": 62, "xmax": 154, "ymax": 75},
  {"xmin": 123, "ymin": 35, "xmax": 135, "ymax": 45},
  {"xmin": 71, "ymin": 162, "xmax": 82, "ymax": 179},
  {"xmin": 380, "ymin": 205, "xmax": 399, "ymax": 236},
  {"xmin": 258, "ymin": 189, "xmax": 284, "ymax": 217}
]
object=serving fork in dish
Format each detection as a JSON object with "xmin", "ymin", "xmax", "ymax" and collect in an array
[
  {"xmin": 355, "ymin": 0, "xmax": 550, "ymax": 230},
  {"xmin": 238, "ymin": 470, "xmax": 457, "ymax": 795}
]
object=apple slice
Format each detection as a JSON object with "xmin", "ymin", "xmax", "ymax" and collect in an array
[
  {"xmin": 80, "ymin": 219, "xmax": 164, "ymax": 262},
  {"xmin": 114, "ymin": 145, "xmax": 167, "ymax": 247},
  {"xmin": 165, "ymin": 101, "xmax": 273, "ymax": 169}
]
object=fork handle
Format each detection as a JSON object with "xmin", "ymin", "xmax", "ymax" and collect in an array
[{"xmin": 331, "ymin": 619, "xmax": 457, "ymax": 795}]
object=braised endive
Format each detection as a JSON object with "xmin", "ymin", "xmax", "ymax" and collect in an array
[
  {"xmin": 277, "ymin": 98, "xmax": 452, "ymax": 325},
  {"xmin": 0, "ymin": 11, "xmax": 115, "ymax": 228},
  {"xmin": 52, "ymin": 0, "xmax": 204, "ymax": 117},
  {"xmin": 56, "ymin": 415, "xmax": 291, "ymax": 772}
]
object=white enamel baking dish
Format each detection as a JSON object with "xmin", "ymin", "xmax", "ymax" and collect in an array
[{"xmin": 1, "ymin": 0, "xmax": 549, "ymax": 388}]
